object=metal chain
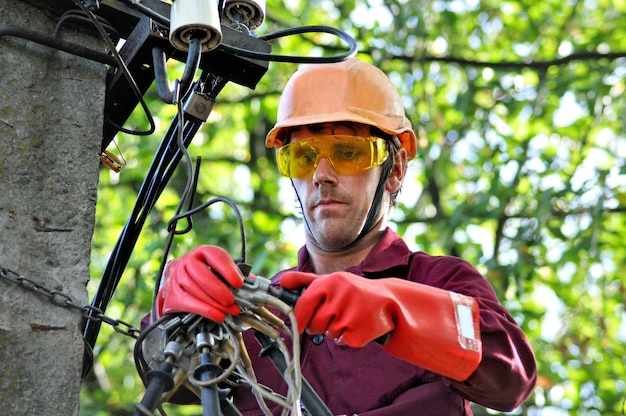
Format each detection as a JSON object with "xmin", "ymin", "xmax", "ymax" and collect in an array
[{"xmin": 0, "ymin": 266, "xmax": 141, "ymax": 339}]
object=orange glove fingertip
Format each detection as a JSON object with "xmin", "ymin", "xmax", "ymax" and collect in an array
[{"xmin": 280, "ymin": 271, "xmax": 318, "ymax": 290}]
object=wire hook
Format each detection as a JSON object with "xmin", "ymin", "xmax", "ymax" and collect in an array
[{"xmin": 153, "ymin": 35, "xmax": 203, "ymax": 104}]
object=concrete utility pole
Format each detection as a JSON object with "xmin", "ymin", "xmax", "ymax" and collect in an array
[{"xmin": 0, "ymin": 0, "xmax": 105, "ymax": 414}]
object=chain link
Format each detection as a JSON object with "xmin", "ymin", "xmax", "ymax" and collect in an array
[{"xmin": 0, "ymin": 266, "xmax": 141, "ymax": 339}]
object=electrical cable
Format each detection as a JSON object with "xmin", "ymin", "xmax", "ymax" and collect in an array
[
  {"xmin": 134, "ymin": 291, "xmax": 305, "ymax": 415},
  {"xmin": 148, "ymin": 75, "xmax": 249, "ymax": 317},
  {"xmin": 114, "ymin": 0, "xmax": 171, "ymax": 27},
  {"xmin": 84, "ymin": 71, "xmax": 230, "ymax": 352},
  {"xmin": 82, "ymin": 0, "xmax": 360, "ymax": 385},
  {"xmin": 53, "ymin": 9, "xmax": 121, "ymax": 43},
  {"xmin": 153, "ymin": 34, "xmax": 204, "ymax": 104},
  {"xmin": 150, "ymin": 191, "xmax": 248, "ymax": 323},
  {"xmin": 73, "ymin": 0, "xmax": 157, "ymax": 137},
  {"xmin": 70, "ymin": 0, "xmax": 359, "ymax": 411},
  {"xmin": 219, "ymin": 25, "xmax": 358, "ymax": 63},
  {"xmin": 83, "ymin": 86, "xmax": 205, "ymax": 349},
  {"xmin": 133, "ymin": 314, "xmax": 173, "ymax": 388}
]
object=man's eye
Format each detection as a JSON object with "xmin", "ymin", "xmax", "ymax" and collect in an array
[
  {"xmin": 296, "ymin": 148, "xmax": 318, "ymax": 165},
  {"xmin": 334, "ymin": 145, "xmax": 361, "ymax": 161}
]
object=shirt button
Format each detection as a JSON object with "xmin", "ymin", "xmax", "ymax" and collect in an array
[{"xmin": 312, "ymin": 334, "xmax": 324, "ymax": 345}]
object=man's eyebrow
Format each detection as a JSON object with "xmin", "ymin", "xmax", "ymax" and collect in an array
[
  {"xmin": 333, "ymin": 122, "xmax": 364, "ymax": 132},
  {"xmin": 307, "ymin": 122, "xmax": 365, "ymax": 133}
]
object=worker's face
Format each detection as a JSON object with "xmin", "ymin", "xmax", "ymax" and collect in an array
[{"xmin": 288, "ymin": 122, "xmax": 390, "ymax": 251}]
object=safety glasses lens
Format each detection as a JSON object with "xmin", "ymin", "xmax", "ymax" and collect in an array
[{"xmin": 277, "ymin": 136, "xmax": 388, "ymax": 178}]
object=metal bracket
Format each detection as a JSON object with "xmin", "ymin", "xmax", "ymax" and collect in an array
[
  {"xmin": 102, "ymin": 13, "xmax": 271, "ymax": 150},
  {"xmin": 2, "ymin": 1, "xmax": 271, "ymax": 151}
]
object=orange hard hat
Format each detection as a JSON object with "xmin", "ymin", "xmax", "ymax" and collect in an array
[{"xmin": 265, "ymin": 58, "xmax": 417, "ymax": 160}]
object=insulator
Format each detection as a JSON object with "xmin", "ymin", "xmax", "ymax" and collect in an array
[
  {"xmin": 170, "ymin": 0, "xmax": 223, "ymax": 52},
  {"xmin": 222, "ymin": 0, "xmax": 265, "ymax": 30}
]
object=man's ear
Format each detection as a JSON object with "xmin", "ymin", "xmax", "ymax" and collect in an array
[{"xmin": 386, "ymin": 147, "xmax": 407, "ymax": 193}]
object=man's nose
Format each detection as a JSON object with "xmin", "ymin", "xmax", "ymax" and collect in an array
[{"xmin": 313, "ymin": 157, "xmax": 338, "ymax": 184}]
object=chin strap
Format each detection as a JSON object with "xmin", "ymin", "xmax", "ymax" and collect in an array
[
  {"xmin": 294, "ymin": 157, "xmax": 393, "ymax": 252},
  {"xmin": 351, "ymin": 159, "xmax": 393, "ymax": 246}
]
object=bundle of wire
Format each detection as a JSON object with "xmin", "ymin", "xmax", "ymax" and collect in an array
[{"xmin": 135, "ymin": 282, "xmax": 303, "ymax": 416}]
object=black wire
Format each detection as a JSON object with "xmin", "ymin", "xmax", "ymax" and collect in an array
[
  {"xmin": 149, "ymin": 98, "xmax": 198, "ymax": 308},
  {"xmin": 145, "ymin": 95, "xmax": 247, "ymax": 341},
  {"xmin": 149, "ymin": 94, "xmax": 247, "ymax": 312},
  {"xmin": 172, "ymin": 157, "xmax": 202, "ymax": 236},
  {"xmin": 83, "ymin": 72, "xmax": 229, "ymax": 352},
  {"xmin": 220, "ymin": 25, "xmax": 358, "ymax": 63},
  {"xmin": 133, "ymin": 314, "xmax": 172, "ymax": 387},
  {"xmin": 74, "ymin": 0, "xmax": 156, "ymax": 137},
  {"xmin": 114, "ymin": 0, "xmax": 170, "ymax": 27},
  {"xmin": 149, "ymin": 193, "xmax": 247, "ymax": 319},
  {"xmin": 167, "ymin": 196, "xmax": 247, "ymax": 251},
  {"xmin": 82, "ymin": 0, "xmax": 358, "ymax": 363},
  {"xmin": 53, "ymin": 9, "xmax": 121, "ymax": 43},
  {"xmin": 108, "ymin": 0, "xmax": 358, "ymax": 66},
  {"xmin": 153, "ymin": 35, "xmax": 203, "ymax": 105},
  {"xmin": 83, "ymin": 97, "xmax": 204, "ymax": 349}
]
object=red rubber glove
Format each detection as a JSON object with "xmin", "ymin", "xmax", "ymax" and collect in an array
[
  {"xmin": 280, "ymin": 271, "xmax": 482, "ymax": 381},
  {"xmin": 156, "ymin": 245, "xmax": 244, "ymax": 322}
]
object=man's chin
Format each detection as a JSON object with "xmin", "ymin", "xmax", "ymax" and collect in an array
[{"xmin": 309, "ymin": 230, "xmax": 357, "ymax": 251}]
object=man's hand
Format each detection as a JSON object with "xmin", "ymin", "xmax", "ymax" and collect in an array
[
  {"xmin": 280, "ymin": 270, "xmax": 482, "ymax": 381},
  {"xmin": 156, "ymin": 245, "xmax": 245, "ymax": 322},
  {"xmin": 279, "ymin": 271, "xmax": 395, "ymax": 347}
]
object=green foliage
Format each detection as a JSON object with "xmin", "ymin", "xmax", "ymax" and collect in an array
[{"xmin": 81, "ymin": 0, "xmax": 626, "ymax": 414}]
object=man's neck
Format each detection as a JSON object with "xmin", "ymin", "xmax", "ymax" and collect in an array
[{"xmin": 306, "ymin": 227, "xmax": 386, "ymax": 274}]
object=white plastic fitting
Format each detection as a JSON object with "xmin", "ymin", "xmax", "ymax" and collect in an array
[
  {"xmin": 223, "ymin": 0, "xmax": 266, "ymax": 30},
  {"xmin": 170, "ymin": 0, "xmax": 223, "ymax": 52}
]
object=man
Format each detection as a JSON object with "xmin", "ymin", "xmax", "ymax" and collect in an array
[{"xmin": 156, "ymin": 58, "xmax": 537, "ymax": 415}]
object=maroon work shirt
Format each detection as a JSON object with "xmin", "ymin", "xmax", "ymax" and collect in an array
[{"xmin": 231, "ymin": 228, "xmax": 537, "ymax": 415}]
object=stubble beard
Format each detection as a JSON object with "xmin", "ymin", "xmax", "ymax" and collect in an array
[{"xmin": 306, "ymin": 210, "xmax": 364, "ymax": 252}]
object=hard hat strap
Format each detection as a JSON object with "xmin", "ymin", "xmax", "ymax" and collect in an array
[
  {"xmin": 350, "ymin": 156, "xmax": 393, "ymax": 247},
  {"xmin": 294, "ymin": 154, "xmax": 393, "ymax": 253}
]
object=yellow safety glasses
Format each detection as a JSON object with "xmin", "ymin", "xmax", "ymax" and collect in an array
[{"xmin": 276, "ymin": 135, "xmax": 389, "ymax": 178}]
